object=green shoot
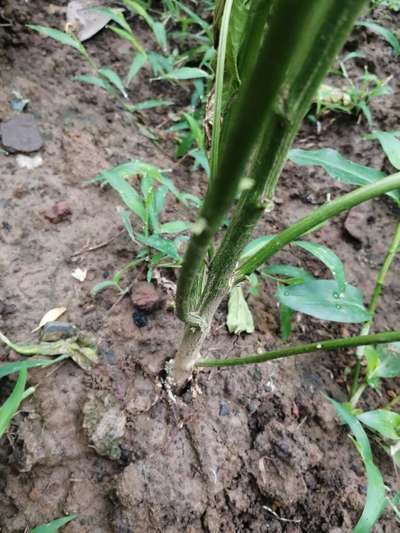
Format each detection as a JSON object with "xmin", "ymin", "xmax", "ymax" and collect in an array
[{"xmin": 30, "ymin": 515, "xmax": 78, "ymax": 533}]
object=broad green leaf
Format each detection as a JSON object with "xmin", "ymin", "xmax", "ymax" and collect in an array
[
  {"xmin": 288, "ymin": 148, "xmax": 400, "ymax": 205},
  {"xmin": 277, "ymin": 280, "xmax": 370, "ymax": 323},
  {"xmin": 358, "ymin": 409, "xmax": 400, "ymax": 441},
  {"xmin": 30, "ymin": 514, "xmax": 78, "ymax": 533},
  {"xmin": 159, "ymin": 221, "xmax": 191, "ymax": 234},
  {"xmin": 127, "ymin": 53, "xmax": 147, "ymax": 83},
  {"xmin": 358, "ymin": 20, "xmax": 400, "ymax": 55},
  {"xmin": 329, "ymin": 398, "xmax": 386, "ymax": 533},
  {"xmin": 0, "ymin": 369, "xmax": 27, "ymax": 438},
  {"xmin": 156, "ymin": 67, "xmax": 210, "ymax": 81},
  {"xmin": 240, "ymin": 236, "xmax": 274, "ymax": 261},
  {"xmin": 28, "ymin": 25, "xmax": 86, "ymax": 55},
  {"xmin": 136, "ymin": 234, "xmax": 180, "ymax": 260},
  {"xmin": 263, "ymin": 264, "xmax": 314, "ymax": 283},
  {"xmin": 372, "ymin": 131, "xmax": 400, "ymax": 170},
  {"xmin": 227, "ymin": 286, "xmax": 255, "ymax": 335},
  {"xmin": 294, "ymin": 240, "xmax": 346, "ymax": 293},
  {"xmin": 74, "ymin": 74, "xmax": 118, "ymax": 96},
  {"xmin": 369, "ymin": 342, "xmax": 400, "ymax": 379},
  {"xmin": 0, "ymin": 355, "xmax": 67, "ymax": 379},
  {"xmin": 104, "ymin": 174, "xmax": 145, "ymax": 221}
]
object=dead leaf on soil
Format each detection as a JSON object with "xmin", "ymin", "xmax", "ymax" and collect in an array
[
  {"xmin": 32, "ymin": 307, "xmax": 67, "ymax": 333},
  {"xmin": 67, "ymin": 0, "xmax": 113, "ymax": 42}
]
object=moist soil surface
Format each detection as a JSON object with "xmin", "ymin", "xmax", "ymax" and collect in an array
[{"xmin": 1, "ymin": 3, "xmax": 399, "ymax": 532}]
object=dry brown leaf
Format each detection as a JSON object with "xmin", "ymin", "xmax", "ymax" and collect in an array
[{"xmin": 32, "ymin": 307, "xmax": 67, "ymax": 333}]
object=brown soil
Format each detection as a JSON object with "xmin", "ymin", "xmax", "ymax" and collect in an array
[{"xmin": 1, "ymin": 3, "xmax": 399, "ymax": 532}]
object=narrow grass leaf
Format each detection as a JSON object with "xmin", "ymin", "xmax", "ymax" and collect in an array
[
  {"xmin": 118, "ymin": 208, "xmax": 136, "ymax": 241},
  {"xmin": 156, "ymin": 67, "xmax": 210, "ymax": 81},
  {"xmin": 30, "ymin": 514, "xmax": 78, "ymax": 533},
  {"xmin": 126, "ymin": 99, "xmax": 172, "ymax": 112},
  {"xmin": 0, "ymin": 355, "xmax": 67, "ymax": 379},
  {"xmin": 0, "ymin": 369, "xmax": 27, "ymax": 438},
  {"xmin": 358, "ymin": 20, "xmax": 400, "ymax": 55},
  {"xmin": 277, "ymin": 280, "xmax": 370, "ymax": 323},
  {"xmin": 153, "ymin": 22, "xmax": 168, "ymax": 52},
  {"xmin": 288, "ymin": 148, "xmax": 400, "ymax": 205},
  {"xmin": 28, "ymin": 25, "xmax": 85, "ymax": 54},
  {"xmin": 74, "ymin": 74, "xmax": 118, "ymax": 96},
  {"xmin": 328, "ymin": 398, "xmax": 386, "ymax": 533},
  {"xmin": 105, "ymin": 175, "xmax": 145, "ymax": 221},
  {"xmin": 372, "ymin": 131, "xmax": 400, "ymax": 170},
  {"xmin": 127, "ymin": 53, "xmax": 147, "ymax": 83},
  {"xmin": 136, "ymin": 234, "xmax": 180, "ymax": 259},
  {"xmin": 227, "ymin": 286, "xmax": 255, "ymax": 335},
  {"xmin": 159, "ymin": 221, "xmax": 191, "ymax": 234},
  {"xmin": 99, "ymin": 68, "xmax": 127, "ymax": 98},
  {"xmin": 294, "ymin": 240, "xmax": 346, "ymax": 293},
  {"xmin": 109, "ymin": 26, "xmax": 145, "ymax": 54}
]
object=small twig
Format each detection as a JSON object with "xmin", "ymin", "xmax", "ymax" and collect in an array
[
  {"xmin": 70, "ymin": 230, "xmax": 124, "ymax": 258},
  {"xmin": 263, "ymin": 505, "xmax": 301, "ymax": 524}
]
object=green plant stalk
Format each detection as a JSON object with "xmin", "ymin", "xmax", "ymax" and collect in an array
[
  {"xmin": 209, "ymin": 0, "xmax": 233, "ymax": 184},
  {"xmin": 173, "ymin": 0, "xmax": 370, "ymax": 387},
  {"xmin": 350, "ymin": 221, "xmax": 400, "ymax": 402},
  {"xmin": 196, "ymin": 330, "xmax": 400, "ymax": 368},
  {"xmin": 175, "ymin": 0, "xmax": 368, "ymax": 326},
  {"xmin": 237, "ymin": 173, "xmax": 400, "ymax": 280}
]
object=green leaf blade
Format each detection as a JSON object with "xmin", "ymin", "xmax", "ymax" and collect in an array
[
  {"xmin": 30, "ymin": 514, "xmax": 78, "ymax": 533},
  {"xmin": 288, "ymin": 147, "xmax": 400, "ymax": 205},
  {"xmin": 294, "ymin": 240, "xmax": 346, "ymax": 293},
  {"xmin": 277, "ymin": 280, "xmax": 370, "ymax": 323},
  {"xmin": 0, "ymin": 369, "xmax": 27, "ymax": 438},
  {"xmin": 328, "ymin": 399, "xmax": 386, "ymax": 533}
]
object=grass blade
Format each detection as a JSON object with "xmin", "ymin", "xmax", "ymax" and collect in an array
[
  {"xmin": 0, "ymin": 369, "xmax": 27, "ymax": 438},
  {"xmin": 328, "ymin": 398, "xmax": 386, "ymax": 533},
  {"xmin": 30, "ymin": 514, "xmax": 78, "ymax": 533}
]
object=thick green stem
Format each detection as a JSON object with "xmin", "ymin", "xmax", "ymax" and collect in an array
[
  {"xmin": 176, "ymin": 0, "xmax": 369, "ymax": 324},
  {"xmin": 350, "ymin": 221, "xmax": 400, "ymax": 402},
  {"xmin": 196, "ymin": 331, "xmax": 400, "ymax": 368},
  {"xmin": 237, "ymin": 173, "xmax": 400, "ymax": 281},
  {"xmin": 172, "ymin": 0, "xmax": 369, "ymax": 387}
]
